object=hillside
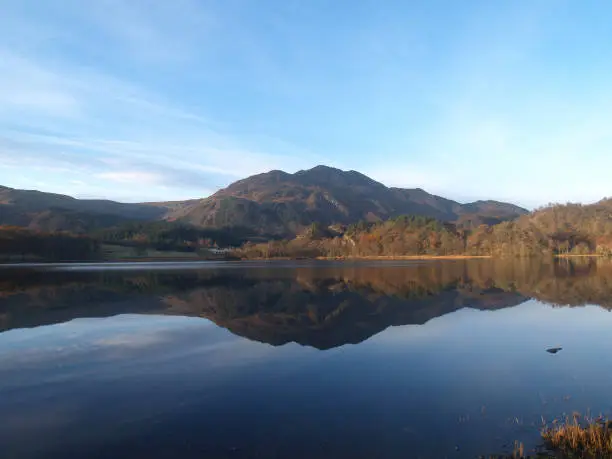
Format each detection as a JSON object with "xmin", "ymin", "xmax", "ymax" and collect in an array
[
  {"xmin": 490, "ymin": 200, "xmax": 612, "ymax": 255},
  {"xmin": 0, "ymin": 185, "xmax": 165, "ymax": 232},
  {"xmin": 0, "ymin": 226, "xmax": 100, "ymax": 261},
  {"xmin": 163, "ymin": 165, "xmax": 527, "ymax": 236},
  {"xmin": 237, "ymin": 199, "xmax": 612, "ymax": 258}
]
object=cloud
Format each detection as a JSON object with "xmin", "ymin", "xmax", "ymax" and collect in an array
[
  {"xmin": 0, "ymin": 43, "xmax": 316, "ymax": 200},
  {"xmin": 0, "ymin": 127, "xmax": 310, "ymax": 198}
]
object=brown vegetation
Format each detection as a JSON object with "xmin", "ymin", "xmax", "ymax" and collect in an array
[
  {"xmin": 542, "ymin": 416, "xmax": 612, "ymax": 458},
  {"xmin": 233, "ymin": 201, "xmax": 612, "ymax": 259}
]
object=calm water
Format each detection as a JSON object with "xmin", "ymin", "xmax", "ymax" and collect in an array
[{"xmin": 1, "ymin": 259, "xmax": 612, "ymax": 458}]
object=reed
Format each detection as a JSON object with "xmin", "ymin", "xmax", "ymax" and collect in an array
[{"xmin": 541, "ymin": 415, "xmax": 612, "ymax": 458}]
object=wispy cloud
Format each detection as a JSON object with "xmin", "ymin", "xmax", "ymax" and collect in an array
[
  {"xmin": 0, "ymin": 47, "xmax": 314, "ymax": 200},
  {"xmin": 0, "ymin": 1, "xmax": 322, "ymax": 201}
]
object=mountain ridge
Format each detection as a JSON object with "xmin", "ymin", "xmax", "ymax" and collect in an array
[
  {"xmin": 161, "ymin": 165, "xmax": 528, "ymax": 236},
  {"xmin": 0, "ymin": 184, "xmax": 165, "ymax": 232},
  {"xmin": 1, "ymin": 165, "xmax": 528, "ymax": 235}
]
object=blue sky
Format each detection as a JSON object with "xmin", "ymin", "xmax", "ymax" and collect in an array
[{"xmin": 1, "ymin": 0, "xmax": 611, "ymax": 207}]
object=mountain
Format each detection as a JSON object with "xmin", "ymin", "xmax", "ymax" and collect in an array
[
  {"xmin": 163, "ymin": 165, "xmax": 528, "ymax": 236},
  {"xmin": 0, "ymin": 185, "xmax": 165, "ymax": 232},
  {"xmin": 0, "ymin": 166, "xmax": 527, "ymax": 236}
]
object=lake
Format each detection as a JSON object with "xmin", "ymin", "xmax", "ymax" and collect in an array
[{"xmin": 1, "ymin": 259, "xmax": 612, "ymax": 458}]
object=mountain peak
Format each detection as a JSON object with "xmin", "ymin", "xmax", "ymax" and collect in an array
[
  {"xmin": 309, "ymin": 164, "xmax": 340, "ymax": 172},
  {"xmin": 295, "ymin": 165, "xmax": 344, "ymax": 176},
  {"xmin": 294, "ymin": 165, "xmax": 385, "ymax": 188}
]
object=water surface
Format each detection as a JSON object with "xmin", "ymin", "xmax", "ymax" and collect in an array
[{"xmin": 1, "ymin": 259, "xmax": 612, "ymax": 458}]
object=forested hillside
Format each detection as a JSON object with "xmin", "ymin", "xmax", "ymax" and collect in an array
[
  {"xmin": 0, "ymin": 226, "xmax": 100, "ymax": 261},
  {"xmin": 236, "ymin": 201, "xmax": 612, "ymax": 258},
  {"xmin": 94, "ymin": 221, "xmax": 259, "ymax": 251},
  {"xmin": 3, "ymin": 199, "xmax": 612, "ymax": 261}
]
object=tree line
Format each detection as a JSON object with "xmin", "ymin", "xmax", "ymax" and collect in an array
[
  {"xmin": 4, "ymin": 200, "xmax": 612, "ymax": 261},
  {"xmin": 234, "ymin": 203, "xmax": 612, "ymax": 259},
  {"xmin": 0, "ymin": 226, "xmax": 100, "ymax": 261},
  {"xmin": 94, "ymin": 221, "xmax": 259, "ymax": 252}
]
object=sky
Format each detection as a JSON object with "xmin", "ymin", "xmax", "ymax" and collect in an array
[{"xmin": 1, "ymin": 0, "xmax": 612, "ymax": 207}]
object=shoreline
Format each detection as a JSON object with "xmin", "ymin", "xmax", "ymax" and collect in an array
[
  {"xmin": 0, "ymin": 255, "xmax": 491, "ymax": 265},
  {"xmin": 554, "ymin": 253, "xmax": 603, "ymax": 258},
  {"xmin": 315, "ymin": 255, "xmax": 492, "ymax": 260},
  {"xmin": 4, "ymin": 254, "xmax": 612, "ymax": 265}
]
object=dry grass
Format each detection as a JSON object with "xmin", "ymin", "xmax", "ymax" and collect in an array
[
  {"xmin": 511, "ymin": 441, "xmax": 525, "ymax": 458},
  {"xmin": 542, "ymin": 415, "xmax": 612, "ymax": 458}
]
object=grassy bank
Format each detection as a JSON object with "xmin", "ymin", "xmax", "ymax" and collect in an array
[{"xmin": 487, "ymin": 417, "xmax": 612, "ymax": 458}]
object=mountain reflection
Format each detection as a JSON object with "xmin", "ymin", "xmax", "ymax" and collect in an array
[{"xmin": 1, "ymin": 258, "xmax": 612, "ymax": 349}]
